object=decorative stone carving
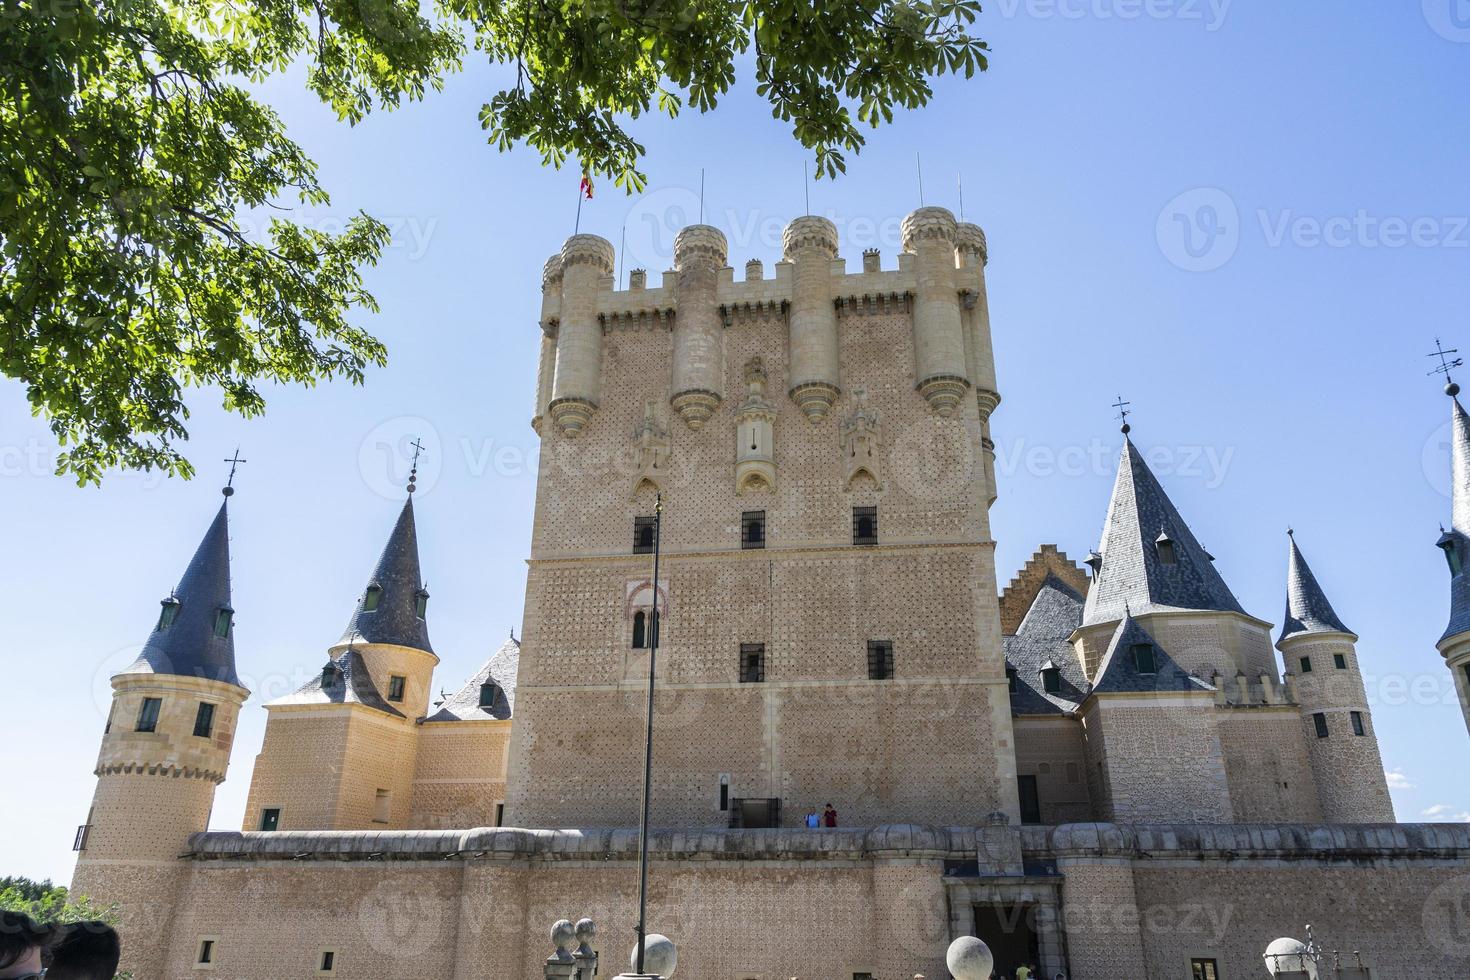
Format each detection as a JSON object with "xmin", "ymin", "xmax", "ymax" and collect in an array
[
  {"xmin": 630, "ymin": 401, "xmax": 671, "ymax": 499},
  {"xmin": 840, "ymin": 389, "xmax": 882, "ymax": 490},
  {"xmin": 734, "ymin": 357, "xmax": 776, "ymax": 494}
]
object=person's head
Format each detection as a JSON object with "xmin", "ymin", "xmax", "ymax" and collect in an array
[
  {"xmin": 0, "ymin": 911, "xmax": 58, "ymax": 979},
  {"xmin": 46, "ymin": 921, "xmax": 121, "ymax": 980}
]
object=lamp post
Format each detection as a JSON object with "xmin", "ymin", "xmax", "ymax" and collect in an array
[{"xmin": 632, "ymin": 493, "xmax": 664, "ymax": 977}]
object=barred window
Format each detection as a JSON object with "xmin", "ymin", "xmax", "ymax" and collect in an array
[
  {"xmin": 633, "ymin": 516, "xmax": 656, "ymax": 554},
  {"xmin": 867, "ymin": 640, "xmax": 894, "ymax": 680},
  {"xmin": 741, "ymin": 511, "xmax": 766, "ymax": 549},
  {"xmin": 739, "ymin": 644, "xmax": 766, "ymax": 683},
  {"xmin": 852, "ymin": 506, "xmax": 877, "ymax": 545}
]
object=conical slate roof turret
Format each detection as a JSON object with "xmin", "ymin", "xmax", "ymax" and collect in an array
[
  {"xmin": 336, "ymin": 497, "xmax": 433, "ymax": 653},
  {"xmin": 1082, "ymin": 438, "xmax": 1245, "ymax": 628},
  {"xmin": 119, "ymin": 499, "xmax": 242, "ymax": 688},
  {"xmin": 1278, "ymin": 531, "xmax": 1353, "ymax": 645}
]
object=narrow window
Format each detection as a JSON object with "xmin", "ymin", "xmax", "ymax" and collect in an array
[
  {"xmin": 1464, "ymin": 663, "xmax": 1470, "ymax": 691},
  {"xmin": 1132, "ymin": 643, "xmax": 1157, "ymax": 675},
  {"xmin": 741, "ymin": 510, "xmax": 766, "ymax": 550},
  {"xmin": 387, "ymin": 675, "xmax": 406, "ymax": 703},
  {"xmin": 632, "ymin": 610, "xmax": 647, "ymax": 649},
  {"xmin": 1333, "ymin": 652, "xmax": 1347, "ymax": 670},
  {"xmin": 212, "ymin": 607, "xmax": 233, "ymax": 638},
  {"xmin": 1017, "ymin": 774, "xmax": 1041, "ymax": 825},
  {"xmin": 867, "ymin": 640, "xmax": 894, "ymax": 680},
  {"xmin": 197, "ymin": 939, "xmax": 215, "ymax": 965},
  {"xmin": 1442, "ymin": 538, "xmax": 1464, "ymax": 576},
  {"xmin": 1156, "ymin": 537, "xmax": 1178, "ymax": 565},
  {"xmin": 633, "ymin": 516, "xmax": 656, "ymax": 554},
  {"xmin": 479, "ymin": 681, "xmax": 499, "ymax": 708},
  {"xmin": 259, "ymin": 808, "xmax": 280, "ymax": 832},
  {"xmin": 319, "ymin": 950, "xmax": 337, "ymax": 974},
  {"xmin": 1312, "ymin": 712, "xmax": 1329, "ymax": 739},
  {"xmin": 852, "ymin": 506, "xmax": 878, "ymax": 546},
  {"xmin": 363, "ymin": 585, "xmax": 382, "ymax": 612},
  {"xmin": 372, "ymin": 789, "xmax": 391, "ymax": 824},
  {"xmin": 414, "ymin": 589, "xmax": 429, "ymax": 619},
  {"xmin": 739, "ymin": 644, "xmax": 766, "ymax": 683},
  {"xmin": 1300, "ymin": 656, "xmax": 1313, "ymax": 674},
  {"xmin": 718, "ymin": 775, "xmax": 730, "ymax": 811},
  {"xmin": 136, "ymin": 697, "xmax": 162, "ymax": 733},
  {"xmin": 158, "ymin": 597, "xmax": 181, "ymax": 630},
  {"xmin": 1190, "ymin": 959, "xmax": 1219, "ymax": 980},
  {"xmin": 1006, "ymin": 667, "xmax": 1017, "ymax": 694},
  {"xmin": 193, "ymin": 702, "xmax": 216, "ymax": 739},
  {"xmin": 1350, "ymin": 710, "xmax": 1365, "ymax": 736},
  {"xmin": 73, "ymin": 821, "xmax": 91, "ymax": 852},
  {"xmin": 494, "ymin": 803, "xmax": 504, "ymax": 827},
  {"xmin": 104, "ymin": 703, "xmax": 113, "ymax": 735},
  {"xmin": 1041, "ymin": 667, "xmax": 1061, "ymax": 695}
]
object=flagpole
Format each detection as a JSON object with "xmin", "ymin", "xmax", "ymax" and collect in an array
[
  {"xmin": 619, "ymin": 224, "xmax": 627, "ymax": 290},
  {"xmin": 958, "ymin": 172, "xmax": 965, "ymax": 222},
  {"xmin": 575, "ymin": 180, "xmax": 584, "ymax": 235},
  {"xmin": 633, "ymin": 492, "xmax": 663, "ymax": 977},
  {"xmin": 916, "ymin": 153, "xmax": 925, "ymax": 207}
]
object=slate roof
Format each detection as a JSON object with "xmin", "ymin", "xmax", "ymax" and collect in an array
[
  {"xmin": 425, "ymin": 635, "xmax": 521, "ymax": 722},
  {"xmin": 1278, "ymin": 531, "xmax": 1353, "ymax": 645},
  {"xmin": 1004, "ymin": 575, "xmax": 1089, "ymax": 715},
  {"xmin": 336, "ymin": 497, "xmax": 433, "ymax": 653},
  {"xmin": 118, "ymin": 499, "xmax": 243, "ymax": 688},
  {"xmin": 1442, "ymin": 398, "xmax": 1470, "ymax": 643},
  {"xmin": 1082, "ymin": 439, "xmax": 1246, "ymax": 628},
  {"xmin": 269, "ymin": 648, "xmax": 404, "ymax": 717},
  {"xmin": 1091, "ymin": 614, "xmax": 1214, "ymax": 695}
]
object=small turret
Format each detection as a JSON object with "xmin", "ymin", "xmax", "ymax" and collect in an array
[
  {"xmin": 734, "ymin": 356, "xmax": 777, "ymax": 492},
  {"xmin": 669, "ymin": 224, "xmax": 728, "ymax": 429},
  {"xmin": 783, "ymin": 216, "xmax": 841, "ymax": 422},
  {"xmin": 533, "ymin": 254, "xmax": 563, "ymax": 434},
  {"xmin": 1277, "ymin": 531, "xmax": 1393, "ymax": 822},
  {"xmin": 549, "ymin": 234, "xmax": 615, "ymax": 437},
  {"xmin": 901, "ymin": 206, "xmax": 970, "ymax": 416}
]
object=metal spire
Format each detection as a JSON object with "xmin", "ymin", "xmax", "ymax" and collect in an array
[
  {"xmin": 1112, "ymin": 395, "xmax": 1133, "ymax": 435},
  {"xmin": 1428, "ymin": 338, "xmax": 1463, "ymax": 397},
  {"xmin": 407, "ymin": 437, "xmax": 425, "ymax": 494},
  {"xmin": 222, "ymin": 447, "xmax": 247, "ymax": 497}
]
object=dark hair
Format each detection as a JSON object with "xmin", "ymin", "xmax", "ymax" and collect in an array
[
  {"xmin": 46, "ymin": 921, "xmax": 122, "ymax": 980},
  {"xmin": 0, "ymin": 910, "xmax": 59, "ymax": 969}
]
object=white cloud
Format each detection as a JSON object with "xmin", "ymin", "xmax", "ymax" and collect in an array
[
  {"xmin": 1419, "ymin": 804, "xmax": 1470, "ymax": 821},
  {"xmin": 1384, "ymin": 768, "xmax": 1415, "ymax": 790},
  {"xmin": 1423, "ymin": 804, "xmax": 1451, "ymax": 818}
]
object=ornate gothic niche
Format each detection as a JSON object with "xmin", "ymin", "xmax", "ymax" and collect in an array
[
  {"xmin": 629, "ymin": 401, "xmax": 671, "ymax": 500},
  {"xmin": 734, "ymin": 357, "xmax": 777, "ymax": 494},
  {"xmin": 840, "ymin": 388, "xmax": 883, "ymax": 491}
]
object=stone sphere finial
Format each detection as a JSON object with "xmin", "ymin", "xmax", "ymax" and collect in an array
[
  {"xmin": 550, "ymin": 919, "xmax": 576, "ymax": 953},
  {"xmin": 901, "ymin": 206, "xmax": 958, "ymax": 252},
  {"xmin": 946, "ymin": 936, "xmax": 994, "ymax": 980},
  {"xmin": 1448, "ymin": 381, "xmax": 1462, "ymax": 397},
  {"xmin": 560, "ymin": 234, "xmax": 615, "ymax": 277},
  {"xmin": 1264, "ymin": 937, "xmax": 1316, "ymax": 978},
  {"xmin": 782, "ymin": 215, "xmax": 839, "ymax": 260},
  {"xmin": 575, "ymin": 918, "xmax": 597, "ymax": 945},
  {"xmin": 631, "ymin": 933, "xmax": 678, "ymax": 978},
  {"xmin": 673, "ymin": 225, "xmax": 727, "ymax": 270}
]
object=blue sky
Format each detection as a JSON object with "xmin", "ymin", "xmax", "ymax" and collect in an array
[{"xmin": 4, "ymin": 3, "xmax": 1469, "ymax": 883}]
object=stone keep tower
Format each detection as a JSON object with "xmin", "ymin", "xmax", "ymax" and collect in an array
[
  {"xmin": 1437, "ymin": 392, "xmax": 1470, "ymax": 737},
  {"xmin": 71, "ymin": 493, "xmax": 250, "ymax": 978},
  {"xmin": 1277, "ymin": 531, "xmax": 1393, "ymax": 822},
  {"xmin": 507, "ymin": 206, "xmax": 1017, "ymax": 829}
]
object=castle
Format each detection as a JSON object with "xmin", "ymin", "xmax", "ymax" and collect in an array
[{"xmin": 70, "ymin": 206, "xmax": 1470, "ymax": 979}]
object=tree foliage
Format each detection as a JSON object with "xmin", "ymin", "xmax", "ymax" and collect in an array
[{"xmin": 1, "ymin": 0, "xmax": 986, "ymax": 482}]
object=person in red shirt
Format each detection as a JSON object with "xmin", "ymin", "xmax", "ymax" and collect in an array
[{"xmin": 823, "ymin": 804, "xmax": 837, "ymax": 827}]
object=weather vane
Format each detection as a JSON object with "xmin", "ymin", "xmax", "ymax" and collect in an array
[
  {"xmin": 1428, "ymin": 338, "xmax": 1463, "ymax": 397},
  {"xmin": 222, "ymin": 448, "xmax": 247, "ymax": 497},
  {"xmin": 407, "ymin": 437, "xmax": 426, "ymax": 494},
  {"xmin": 1112, "ymin": 395, "xmax": 1133, "ymax": 435}
]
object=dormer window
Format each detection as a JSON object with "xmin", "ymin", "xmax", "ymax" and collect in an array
[
  {"xmin": 1006, "ymin": 667, "xmax": 1017, "ymax": 694},
  {"xmin": 1440, "ymin": 536, "xmax": 1463, "ymax": 576},
  {"xmin": 1085, "ymin": 551, "xmax": 1102, "ymax": 576},
  {"xmin": 363, "ymin": 585, "xmax": 383, "ymax": 612},
  {"xmin": 212, "ymin": 608, "xmax": 233, "ymax": 638},
  {"xmin": 322, "ymin": 663, "xmax": 340, "ymax": 686},
  {"xmin": 415, "ymin": 589, "xmax": 429, "ymax": 619},
  {"xmin": 158, "ymin": 597, "xmax": 181, "ymax": 630},
  {"xmin": 1132, "ymin": 643, "xmax": 1157, "ymax": 675},
  {"xmin": 1041, "ymin": 666, "xmax": 1061, "ymax": 695},
  {"xmin": 1155, "ymin": 532, "xmax": 1177, "ymax": 565},
  {"xmin": 479, "ymin": 681, "xmax": 499, "ymax": 708}
]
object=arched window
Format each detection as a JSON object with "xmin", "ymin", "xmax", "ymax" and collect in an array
[
  {"xmin": 363, "ymin": 585, "xmax": 383, "ymax": 612},
  {"xmin": 632, "ymin": 611, "xmax": 647, "ymax": 649}
]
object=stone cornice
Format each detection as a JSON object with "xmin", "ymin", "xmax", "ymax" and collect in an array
[{"xmin": 98, "ymin": 761, "xmax": 227, "ymax": 785}]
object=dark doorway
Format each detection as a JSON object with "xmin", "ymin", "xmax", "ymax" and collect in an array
[
  {"xmin": 728, "ymin": 797, "xmax": 780, "ymax": 829},
  {"xmin": 973, "ymin": 904, "xmax": 1040, "ymax": 978},
  {"xmin": 1017, "ymin": 774, "xmax": 1042, "ymax": 825}
]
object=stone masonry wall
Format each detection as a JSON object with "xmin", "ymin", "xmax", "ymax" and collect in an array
[
  {"xmin": 1012, "ymin": 716, "xmax": 1094, "ymax": 824},
  {"xmin": 1084, "ymin": 695, "xmax": 1234, "ymax": 824},
  {"xmin": 1215, "ymin": 706, "xmax": 1322, "ymax": 823},
  {"xmin": 410, "ymin": 721, "xmax": 511, "ymax": 828}
]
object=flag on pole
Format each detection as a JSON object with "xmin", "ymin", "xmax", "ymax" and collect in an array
[{"xmin": 579, "ymin": 175, "xmax": 594, "ymax": 199}]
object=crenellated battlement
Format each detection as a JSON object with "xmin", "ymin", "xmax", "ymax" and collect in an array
[{"xmin": 532, "ymin": 206, "xmax": 997, "ymax": 436}]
